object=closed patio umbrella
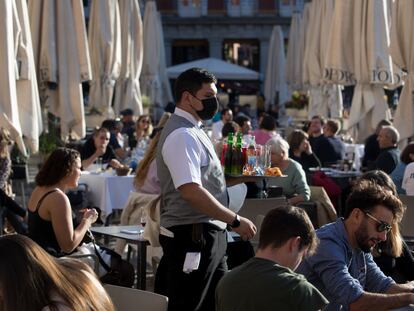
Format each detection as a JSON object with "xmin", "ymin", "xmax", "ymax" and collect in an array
[
  {"xmin": 0, "ymin": 0, "xmax": 26, "ymax": 155},
  {"xmin": 285, "ymin": 13, "xmax": 302, "ymax": 92},
  {"xmin": 29, "ymin": 0, "xmax": 90, "ymax": 140},
  {"xmin": 264, "ymin": 26, "xmax": 288, "ymax": 112},
  {"xmin": 113, "ymin": 0, "xmax": 143, "ymax": 116},
  {"xmin": 302, "ymin": 0, "xmax": 342, "ymax": 118},
  {"xmin": 14, "ymin": 0, "xmax": 42, "ymax": 152},
  {"xmin": 141, "ymin": 1, "xmax": 173, "ymax": 119},
  {"xmin": 390, "ymin": 0, "xmax": 414, "ymax": 143},
  {"xmin": 88, "ymin": 0, "xmax": 121, "ymax": 117},
  {"xmin": 348, "ymin": 0, "xmax": 393, "ymax": 140}
]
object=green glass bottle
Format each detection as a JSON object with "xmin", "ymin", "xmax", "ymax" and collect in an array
[
  {"xmin": 231, "ymin": 132, "xmax": 243, "ymax": 175},
  {"xmin": 224, "ymin": 132, "xmax": 234, "ymax": 175}
]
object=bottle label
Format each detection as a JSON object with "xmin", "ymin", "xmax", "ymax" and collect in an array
[{"xmin": 247, "ymin": 156, "xmax": 256, "ymax": 166}]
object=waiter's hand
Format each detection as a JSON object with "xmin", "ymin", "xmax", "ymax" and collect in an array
[{"xmin": 232, "ymin": 216, "xmax": 257, "ymax": 241}]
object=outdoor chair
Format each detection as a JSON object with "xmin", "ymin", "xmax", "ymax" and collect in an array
[
  {"xmin": 399, "ymin": 195, "xmax": 414, "ymax": 245},
  {"xmin": 104, "ymin": 284, "xmax": 168, "ymax": 311}
]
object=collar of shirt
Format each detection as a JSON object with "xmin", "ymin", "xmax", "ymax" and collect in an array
[
  {"xmin": 175, "ymin": 107, "xmax": 203, "ymax": 129},
  {"xmin": 333, "ymin": 218, "xmax": 354, "ymax": 258}
]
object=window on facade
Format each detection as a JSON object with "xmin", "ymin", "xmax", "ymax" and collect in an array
[
  {"xmin": 278, "ymin": 0, "xmax": 304, "ymax": 17},
  {"xmin": 172, "ymin": 40, "xmax": 210, "ymax": 65},
  {"xmin": 222, "ymin": 39, "xmax": 259, "ymax": 71},
  {"xmin": 178, "ymin": 0, "xmax": 208, "ymax": 17},
  {"xmin": 227, "ymin": 0, "xmax": 256, "ymax": 16}
]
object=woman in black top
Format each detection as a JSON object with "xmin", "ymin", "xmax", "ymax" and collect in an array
[
  {"xmin": 28, "ymin": 148, "xmax": 98, "ymax": 256},
  {"xmin": 288, "ymin": 129, "xmax": 321, "ymax": 171}
]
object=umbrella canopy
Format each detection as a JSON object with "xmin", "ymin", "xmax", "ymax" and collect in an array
[
  {"xmin": 29, "ymin": 0, "xmax": 90, "ymax": 140},
  {"xmin": 391, "ymin": 0, "xmax": 414, "ymax": 142},
  {"xmin": 167, "ymin": 57, "xmax": 259, "ymax": 80},
  {"xmin": 0, "ymin": 0, "xmax": 26, "ymax": 155},
  {"xmin": 88, "ymin": 0, "xmax": 121, "ymax": 117},
  {"xmin": 141, "ymin": 1, "xmax": 174, "ymax": 114},
  {"xmin": 323, "ymin": 0, "xmax": 393, "ymax": 136},
  {"xmin": 264, "ymin": 26, "xmax": 289, "ymax": 111},
  {"xmin": 14, "ymin": 0, "xmax": 42, "ymax": 153},
  {"xmin": 113, "ymin": 0, "xmax": 143, "ymax": 116},
  {"xmin": 302, "ymin": 0, "xmax": 342, "ymax": 118},
  {"xmin": 331, "ymin": 0, "xmax": 393, "ymax": 140},
  {"xmin": 285, "ymin": 13, "xmax": 303, "ymax": 92}
]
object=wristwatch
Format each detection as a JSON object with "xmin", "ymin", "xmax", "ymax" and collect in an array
[{"xmin": 229, "ymin": 214, "xmax": 241, "ymax": 229}]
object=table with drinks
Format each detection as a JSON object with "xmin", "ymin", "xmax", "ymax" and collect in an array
[{"xmin": 221, "ymin": 132, "xmax": 273, "ymax": 177}]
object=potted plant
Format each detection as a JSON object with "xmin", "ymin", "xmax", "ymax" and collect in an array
[{"xmin": 284, "ymin": 91, "xmax": 309, "ymax": 118}]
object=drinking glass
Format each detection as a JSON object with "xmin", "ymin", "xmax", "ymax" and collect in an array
[{"xmin": 257, "ymin": 145, "xmax": 271, "ymax": 175}]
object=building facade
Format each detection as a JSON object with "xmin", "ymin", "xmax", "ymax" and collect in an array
[{"xmin": 156, "ymin": 0, "xmax": 306, "ymax": 79}]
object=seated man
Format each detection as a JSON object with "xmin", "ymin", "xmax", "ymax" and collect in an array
[
  {"xmin": 297, "ymin": 181, "xmax": 414, "ymax": 310},
  {"xmin": 362, "ymin": 119, "xmax": 392, "ymax": 170},
  {"xmin": 80, "ymin": 127, "xmax": 122, "ymax": 170},
  {"xmin": 376, "ymin": 125, "xmax": 400, "ymax": 174},
  {"xmin": 216, "ymin": 206, "xmax": 328, "ymax": 311},
  {"xmin": 308, "ymin": 115, "xmax": 326, "ymax": 157},
  {"xmin": 318, "ymin": 119, "xmax": 345, "ymax": 166}
]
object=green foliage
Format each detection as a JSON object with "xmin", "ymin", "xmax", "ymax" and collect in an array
[
  {"xmin": 142, "ymin": 95, "xmax": 151, "ymax": 108},
  {"xmin": 39, "ymin": 127, "xmax": 63, "ymax": 157},
  {"xmin": 285, "ymin": 91, "xmax": 309, "ymax": 110}
]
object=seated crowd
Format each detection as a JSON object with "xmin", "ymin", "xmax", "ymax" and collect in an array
[{"xmin": 2, "ymin": 68, "xmax": 414, "ymax": 311}]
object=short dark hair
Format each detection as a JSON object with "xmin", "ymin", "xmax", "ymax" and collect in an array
[
  {"xmin": 35, "ymin": 148, "xmax": 80, "ymax": 186},
  {"xmin": 222, "ymin": 121, "xmax": 239, "ymax": 138},
  {"xmin": 326, "ymin": 119, "xmax": 340, "ymax": 134},
  {"xmin": 234, "ymin": 115, "xmax": 250, "ymax": 128},
  {"xmin": 344, "ymin": 180, "xmax": 404, "ymax": 222},
  {"xmin": 311, "ymin": 115, "xmax": 326, "ymax": 126},
  {"xmin": 174, "ymin": 68, "xmax": 217, "ymax": 103},
  {"xmin": 288, "ymin": 129, "xmax": 308, "ymax": 152},
  {"xmin": 258, "ymin": 206, "xmax": 318, "ymax": 255},
  {"xmin": 101, "ymin": 119, "xmax": 117, "ymax": 131},
  {"xmin": 120, "ymin": 108, "xmax": 133, "ymax": 116},
  {"xmin": 259, "ymin": 114, "xmax": 276, "ymax": 131},
  {"xmin": 400, "ymin": 142, "xmax": 414, "ymax": 164}
]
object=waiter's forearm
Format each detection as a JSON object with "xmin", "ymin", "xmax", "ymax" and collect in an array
[{"xmin": 178, "ymin": 182, "xmax": 236, "ymax": 224}]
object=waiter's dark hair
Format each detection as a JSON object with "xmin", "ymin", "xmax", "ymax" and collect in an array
[{"xmin": 174, "ymin": 68, "xmax": 217, "ymax": 103}]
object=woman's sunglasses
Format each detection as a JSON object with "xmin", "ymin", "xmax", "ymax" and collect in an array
[{"xmin": 364, "ymin": 212, "xmax": 392, "ymax": 233}]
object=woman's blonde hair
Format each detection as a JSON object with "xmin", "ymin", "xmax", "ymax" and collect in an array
[
  {"xmin": 134, "ymin": 113, "xmax": 171, "ymax": 188},
  {"xmin": 136, "ymin": 115, "xmax": 153, "ymax": 138},
  {"xmin": 0, "ymin": 234, "xmax": 114, "ymax": 311}
]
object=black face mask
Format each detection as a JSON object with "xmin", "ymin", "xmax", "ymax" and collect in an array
[{"xmin": 191, "ymin": 94, "xmax": 219, "ymax": 120}]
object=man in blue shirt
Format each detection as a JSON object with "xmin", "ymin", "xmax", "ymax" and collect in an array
[{"xmin": 297, "ymin": 181, "xmax": 414, "ymax": 310}]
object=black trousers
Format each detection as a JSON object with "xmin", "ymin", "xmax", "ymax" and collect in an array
[{"xmin": 155, "ymin": 223, "xmax": 227, "ymax": 311}]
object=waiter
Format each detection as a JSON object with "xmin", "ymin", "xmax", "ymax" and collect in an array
[{"xmin": 155, "ymin": 68, "xmax": 256, "ymax": 310}]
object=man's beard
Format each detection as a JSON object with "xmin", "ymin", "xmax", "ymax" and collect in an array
[{"xmin": 355, "ymin": 220, "xmax": 380, "ymax": 253}]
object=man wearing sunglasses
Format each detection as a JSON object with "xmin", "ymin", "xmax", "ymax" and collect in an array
[{"xmin": 297, "ymin": 181, "xmax": 414, "ymax": 310}]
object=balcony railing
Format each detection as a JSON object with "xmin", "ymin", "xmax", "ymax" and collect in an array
[{"xmin": 168, "ymin": 0, "xmax": 306, "ymax": 17}]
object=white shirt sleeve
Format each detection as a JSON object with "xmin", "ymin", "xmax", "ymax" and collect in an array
[
  {"xmin": 162, "ymin": 128, "xmax": 208, "ymax": 189},
  {"xmin": 402, "ymin": 163, "xmax": 414, "ymax": 195}
]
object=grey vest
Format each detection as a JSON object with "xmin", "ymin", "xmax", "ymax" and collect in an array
[{"xmin": 157, "ymin": 114, "xmax": 228, "ymax": 228}]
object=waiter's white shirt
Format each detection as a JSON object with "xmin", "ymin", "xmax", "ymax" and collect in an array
[{"xmin": 162, "ymin": 108, "xmax": 209, "ymax": 189}]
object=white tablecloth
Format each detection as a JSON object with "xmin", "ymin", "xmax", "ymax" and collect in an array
[{"xmin": 79, "ymin": 172, "xmax": 135, "ymax": 217}]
